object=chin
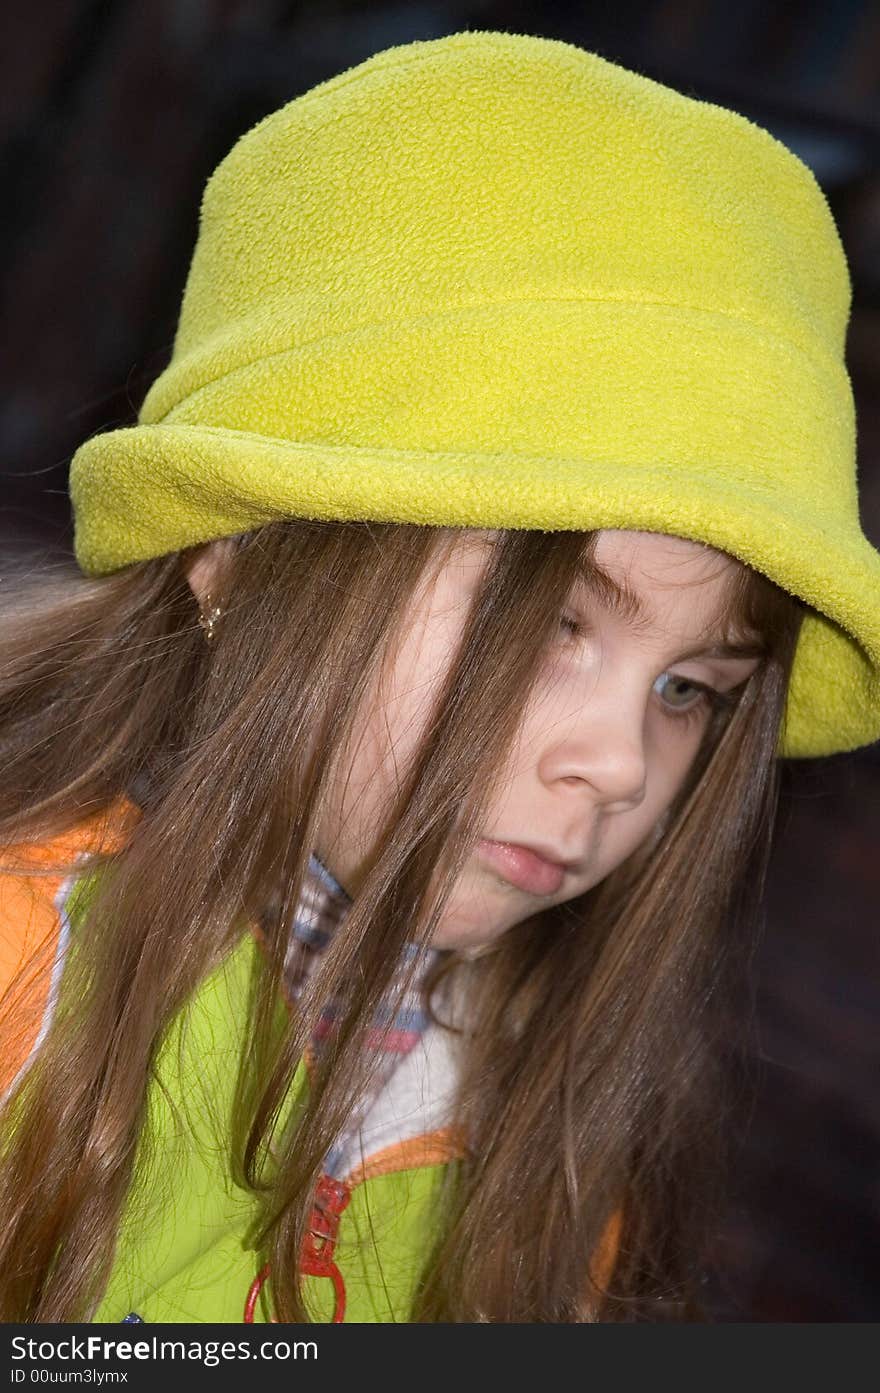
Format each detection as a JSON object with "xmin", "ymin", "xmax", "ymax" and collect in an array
[{"xmin": 430, "ymin": 918, "xmax": 508, "ymax": 952}]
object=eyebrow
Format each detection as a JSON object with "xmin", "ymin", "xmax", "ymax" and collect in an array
[
  {"xmin": 675, "ymin": 639, "xmax": 766, "ymax": 662},
  {"xmin": 573, "ymin": 556, "xmax": 767, "ymax": 662}
]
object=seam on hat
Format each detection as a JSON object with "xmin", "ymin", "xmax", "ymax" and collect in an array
[{"xmin": 152, "ymin": 292, "xmax": 840, "ymax": 424}]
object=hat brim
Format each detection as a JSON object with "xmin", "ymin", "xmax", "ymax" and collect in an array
[{"xmin": 69, "ymin": 421, "xmax": 880, "ymax": 758}]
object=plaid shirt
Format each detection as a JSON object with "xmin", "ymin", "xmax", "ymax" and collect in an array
[{"xmin": 285, "ymin": 852, "xmax": 447, "ymax": 1176}]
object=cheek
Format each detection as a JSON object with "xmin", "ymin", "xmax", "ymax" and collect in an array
[
  {"xmin": 315, "ymin": 693, "xmax": 415, "ymax": 883},
  {"xmin": 646, "ymin": 717, "xmax": 708, "ymax": 799},
  {"xmin": 590, "ymin": 740, "xmax": 703, "ymax": 878},
  {"xmin": 337, "ymin": 610, "xmax": 465, "ymax": 819}
]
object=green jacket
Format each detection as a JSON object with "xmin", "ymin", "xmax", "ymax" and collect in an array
[
  {"xmin": 0, "ymin": 814, "xmax": 462, "ymax": 1324},
  {"xmin": 94, "ymin": 930, "xmax": 458, "ymax": 1324}
]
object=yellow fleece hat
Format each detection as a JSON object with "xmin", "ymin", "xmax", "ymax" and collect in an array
[{"xmin": 69, "ymin": 30, "xmax": 880, "ymax": 759}]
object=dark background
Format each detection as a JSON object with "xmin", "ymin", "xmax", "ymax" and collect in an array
[{"xmin": 2, "ymin": 0, "xmax": 879, "ymax": 1320}]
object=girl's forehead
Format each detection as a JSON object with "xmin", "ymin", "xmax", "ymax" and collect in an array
[
  {"xmin": 457, "ymin": 526, "xmax": 739, "ymax": 583},
  {"xmin": 591, "ymin": 529, "xmax": 737, "ymax": 579},
  {"xmin": 437, "ymin": 529, "xmax": 749, "ymax": 654},
  {"xmin": 588, "ymin": 531, "xmax": 747, "ymax": 640},
  {"xmin": 446, "ymin": 527, "xmax": 751, "ymax": 646}
]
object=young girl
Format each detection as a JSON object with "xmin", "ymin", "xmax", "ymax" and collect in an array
[{"xmin": 1, "ymin": 30, "xmax": 878, "ymax": 1324}]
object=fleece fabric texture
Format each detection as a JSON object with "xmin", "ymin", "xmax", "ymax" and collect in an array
[{"xmin": 68, "ymin": 29, "xmax": 880, "ymax": 757}]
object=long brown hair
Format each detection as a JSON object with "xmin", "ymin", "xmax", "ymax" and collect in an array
[{"xmin": 0, "ymin": 519, "xmax": 803, "ymax": 1321}]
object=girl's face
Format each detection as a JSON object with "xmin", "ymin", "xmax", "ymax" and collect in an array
[{"xmin": 316, "ymin": 528, "xmax": 763, "ymax": 950}]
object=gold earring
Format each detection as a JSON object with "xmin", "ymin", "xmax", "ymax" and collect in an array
[{"xmin": 198, "ymin": 591, "xmax": 223, "ymax": 642}]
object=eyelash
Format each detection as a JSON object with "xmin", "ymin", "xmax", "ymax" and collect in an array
[
  {"xmin": 658, "ymin": 675, "xmax": 739, "ymax": 729},
  {"xmin": 557, "ymin": 613, "xmax": 743, "ymax": 728}
]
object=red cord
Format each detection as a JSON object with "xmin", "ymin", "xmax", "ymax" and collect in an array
[
  {"xmin": 244, "ymin": 1262, "xmax": 271, "ymax": 1323},
  {"xmin": 243, "ymin": 1175, "xmax": 352, "ymax": 1323}
]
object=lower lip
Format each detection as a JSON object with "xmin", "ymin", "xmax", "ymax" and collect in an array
[{"xmin": 477, "ymin": 839, "xmax": 566, "ymax": 896}]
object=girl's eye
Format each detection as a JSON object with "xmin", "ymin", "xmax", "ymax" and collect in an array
[
  {"xmin": 654, "ymin": 672, "xmax": 738, "ymax": 728},
  {"xmin": 655, "ymin": 673, "xmax": 704, "ymax": 718},
  {"xmin": 555, "ymin": 616, "xmax": 746, "ymax": 728}
]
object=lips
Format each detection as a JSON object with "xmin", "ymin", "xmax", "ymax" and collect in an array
[{"xmin": 476, "ymin": 839, "xmax": 567, "ymax": 896}]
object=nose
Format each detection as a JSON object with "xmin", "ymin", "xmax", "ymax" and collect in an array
[{"xmin": 536, "ymin": 699, "xmax": 648, "ymax": 813}]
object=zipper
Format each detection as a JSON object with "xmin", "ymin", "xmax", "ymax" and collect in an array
[
  {"xmin": 243, "ymin": 944, "xmax": 467, "ymax": 1323},
  {"xmin": 243, "ymin": 1123, "xmax": 466, "ymax": 1323},
  {"xmin": 245, "ymin": 1173, "xmax": 352, "ymax": 1323}
]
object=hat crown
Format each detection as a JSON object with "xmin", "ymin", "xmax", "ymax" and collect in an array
[{"xmin": 143, "ymin": 30, "xmax": 850, "ymax": 426}]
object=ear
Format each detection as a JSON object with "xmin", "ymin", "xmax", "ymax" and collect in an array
[{"xmin": 181, "ymin": 537, "xmax": 238, "ymax": 604}]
